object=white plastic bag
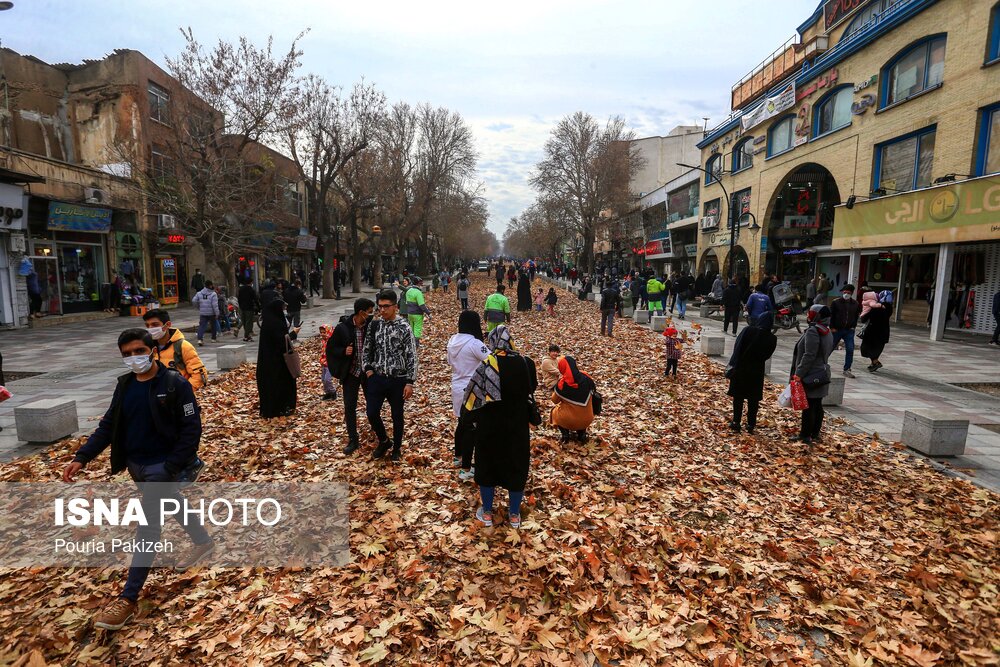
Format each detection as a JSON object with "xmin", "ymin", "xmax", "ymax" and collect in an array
[{"xmin": 777, "ymin": 384, "xmax": 793, "ymax": 409}]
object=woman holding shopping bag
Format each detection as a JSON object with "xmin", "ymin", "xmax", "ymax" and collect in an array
[{"xmin": 789, "ymin": 304, "xmax": 834, "ymax": 445}]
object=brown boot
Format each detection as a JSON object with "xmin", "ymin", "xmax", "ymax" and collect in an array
[
  {"xmin": 174, "ymin": 541, "xmax": 215, "ymax": 572},
  {"xmin": 93, "ymin": 597, "xmax": 137, "ymax": 631}
]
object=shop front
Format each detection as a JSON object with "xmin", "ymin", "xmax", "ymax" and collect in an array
[
  {"xmin": 0, "ymin": 181, "xmax": 30, "ymax": 328},
  {"xmin": 833, "ymin": 175, "xmax": 1000, "ymax": 340},
  {"xmin": 153, "ymin": 232, "xmax": 187, "ymax": 306}
]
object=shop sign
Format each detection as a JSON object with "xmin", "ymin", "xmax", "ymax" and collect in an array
[
  {"xmin": 296, "ymin": 234, "xmax": 317, "ymax": 251},
  {"xmin": 832, "ymin": 175, "xmax": 1000, "ymax": 249},
  {"xmin": 741, "ymin": 83, "xmax": 796, "ymax": 131},
  {"xmin": 795, "ymin": 68, "xmax": 839, "ymax": 103},
  {"xmin": 684, "ymin": 243, "xmax": 698, "ymax": 256},
  {"xmin": 9, "ymin": 233, "xmax": 25, "ymax": 252},
  {"xmin": 851, "ymin": 94, "xmax": 876, "ymax": 115},
  {"xmin": 47, "ymin": 201, "xmax": 112, "ymax": 232},
  {"xmin": 824, "ymin": 0, "xmax": 867, "ymax": 29},
  {"xmin": 854, "ymin": 74, "xmax": 877, "ymax": 93},
  {"xmin": 707, "ymin": 231, "xmax": 734, "ymax": 247},
  {"xmin": 166, "ymin": 234, "xmax": 186, "ymax": 244}
]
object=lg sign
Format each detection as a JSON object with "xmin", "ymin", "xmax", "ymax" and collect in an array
[{"xmin": 825, "ymin": 0, "xmax": 867, "ymax": 28}]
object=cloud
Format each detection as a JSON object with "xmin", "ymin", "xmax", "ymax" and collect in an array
[{"xmin": 486, "ymin": 122, "xmax": 514, "ymax": 132}]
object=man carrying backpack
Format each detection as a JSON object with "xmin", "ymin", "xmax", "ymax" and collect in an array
[
  {"xmin": 142, "ymin": 308, "xmax": 208, "ymax": 390},
  {"xmin": 62, "ymin": 329, "xmax": 212, "ymax": 631},
  {"xmin": 192, "ymin": 280, "xmax": 218, "ymax": 346},
  {"xmin": 456, "ymin": 272, "xmax": 470, "ymax": 311}
]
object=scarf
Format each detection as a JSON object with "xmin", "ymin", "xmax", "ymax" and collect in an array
[
  {"xmin": 807, "ymin": 304, "xmax": 832, "ymax": 335},
  {"xmin": 463, "ymin": 325, "xmax": 517, "ymax": 412},
  {"xmin": 555, "ymin": 355, "xmax": 595, "ymax": 405},
  {"xmin": 487, "ymin": 324, "xmax": 515, "ymax": 352}
]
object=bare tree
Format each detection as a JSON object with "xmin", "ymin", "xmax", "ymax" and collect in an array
[
  {"xmin": 503, "ymin": 202, "xmax": 567, "ymax": 262},
  {"xmin": 530, "ymin": 112, "xmax": 644, "ymax": 273},
  {"xmin": 114, "ymin": 30, "xmax": 303, "ymax": 290},
  {"xmin": 283, "ymin": 76, "xmax": 385, "ymax": 297}
]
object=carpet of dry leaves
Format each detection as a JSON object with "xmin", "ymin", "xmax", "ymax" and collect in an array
[{"xmin": 0, "ymin": 274, "xmax": 997, "ymax": 667}]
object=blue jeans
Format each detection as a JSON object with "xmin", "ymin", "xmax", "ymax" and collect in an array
[
  {"xmin": 601, "ymin": 309, "xmax": 615, "ymax": 336},
  {"xmin": 831, "ymin": 328, "xmax": 855, "ymax": 371},
  {"xmin": 121, "ymin": 461, "xmax": 211, "ymax": 601},
  {"xmin": 677, "ymin": 297, "xmax": 688, "ymax": 318},
  {"xmin": 480, "ymin": 485, "xmax": 524, "ymax": 516},
  {"xmin": 197, "ymin": 315, "xmax": 216, "ymax": 342}
]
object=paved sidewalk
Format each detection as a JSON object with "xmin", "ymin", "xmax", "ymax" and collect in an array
[
  {"xmin": 0, "ymin": 290, "xmax": 379, "ymax": 461},
  {"xmin": 550, "ymin": 278, "xmax": 1000, "ymax": 492}
]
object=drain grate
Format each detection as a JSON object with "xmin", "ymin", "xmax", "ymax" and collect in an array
[
  {"xmin": 2, "ymin": 371, "xmax": 44, "ymax": 383},
  {"xmin": 951, "ymin": 382, "xmax": 1000, "ymax": 399}
]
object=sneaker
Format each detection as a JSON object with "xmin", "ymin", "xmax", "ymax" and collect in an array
[
  {"xmin": 371, "ymin": 442, "xmax": 390, "ymax": 460},
  {"xmin": 93, "ymin": 598, "xmax": 137, "ymax": 631},
  {"xmin": 509, "ymin": 514, "xmax": 521, "ymax": 530},
  {"xmin": 322, "ymin": 392, "xmax": 338, "ymax": 401},
  {"xmin": 343, "ymin": 440, "xmax": 359, "ymax": 455},
  {"xmin": 197, "ymin": 340, "xmax": 203, "ymax": 347},
  {"xmin": 390, "ymin": 448, "xmax": 402, "ymax": 462},
  {"xmin": 174, "ymin": 541, "xmax": 215, "ymax": 572},
  {"xmin": 843, "ymin": 370, "xmax": 856, "ymax": 378},
  {"xmin": 176, "ymin": 457, "xmax": 206, "ymax": 489},
  {"xmin": 475, "ymin": 506, "xmax": 493, "ymax": 527},
  {"xmin": 452, "ymin": 456, "xmax": 462, "ymax": 467},
  {"xmin": 458, "ymin": 468, "xmax": 475, "ymax": 481}
]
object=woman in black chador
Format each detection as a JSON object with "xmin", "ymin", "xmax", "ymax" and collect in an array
[{"xmin": 256, "ymin": 298, "xmax": 298, "ymax": 418}]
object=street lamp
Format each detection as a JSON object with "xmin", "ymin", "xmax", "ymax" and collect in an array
[{"xmin": 678, "ymin": 161, "xmax": 735, "ymax": 280}]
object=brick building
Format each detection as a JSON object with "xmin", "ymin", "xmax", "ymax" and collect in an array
[{"xmin": 696, "ymin": 0, "xmax": 1000, "ymax": 339}]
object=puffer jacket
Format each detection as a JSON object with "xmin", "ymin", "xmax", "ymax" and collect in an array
[{"xmin": 192, "ymin": 287, "xmax": 218, "ymax": 317}]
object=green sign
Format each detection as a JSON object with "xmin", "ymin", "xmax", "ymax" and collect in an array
[
  {"xmin": 47, "ymin": 201, "xmax": 112, "ymax": 232},
  {"xmin": 832, "ymin": 176, "xmax": 1000, "ymax": 249}
]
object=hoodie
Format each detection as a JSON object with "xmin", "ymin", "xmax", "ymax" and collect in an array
[{"xmin": 447, "ymin": 333, "xmax": 491, "ymax": 416}]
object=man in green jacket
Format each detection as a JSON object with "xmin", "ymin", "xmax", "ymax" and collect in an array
[
  {"xmin": 404, "ymin": 281, "xmax": 431, "ymax": 346},
  {"xmin": 484, "ymin": 284, "xmax": 511, "ymax": 333},
  {"xmin": 646, "ymin": 276, "xmax": 666, "ymax": 315}
]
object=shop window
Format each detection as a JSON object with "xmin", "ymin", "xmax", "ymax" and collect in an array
[
  {"xmin": 148, "ymin": 81, "xmax": 171, "ymax": 125},
  {"xmin": 989, "ymin": 3, "xmax": 1000, "ymax": 64},
  {"xmin": 731, "ymin": 188, "xmax": 751, "ymax": 228},
  {"xmin": 976, "ymin": 103, "xmax": 1000, "ymax": 176},
  {"xmin": 705, "ymin": 155, "xmax": 722, "ymax": 184},
  {"xmin": 874, "ymin": 126, "xmax": 936, "ymax": 192},
  {"xmin": 767, "ymin": 115, "xmax": 795, "ymax": 157},
  {"xmin": 813, "ymin": 86, "xmax": 853, "ymax": 137},
  {"xmin": 732, "ymin": 138, "xmax": 754, "ymax": 173},
  {"xmin": 881, "ymin": 35, "xmax": 946, "ymax": 108}
]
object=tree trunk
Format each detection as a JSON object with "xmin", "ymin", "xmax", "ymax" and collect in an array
[
  {"xmin": 350, "ymin": 223, "xmax": 362, "ymax": 293},
  {"xmin": 581, "ymin": 223, "xmax": 596, "ymax": 274},
  {"xmin": 322, "ymin": 241, "xmax": 336, "ymax": 299}
]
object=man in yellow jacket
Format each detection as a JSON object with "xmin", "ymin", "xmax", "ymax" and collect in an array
[{"xmin": 142, "ymin": 308, "xmax": 208, "ymax": 390}]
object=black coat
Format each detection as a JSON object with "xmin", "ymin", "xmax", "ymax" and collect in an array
[
  {"xmin": 237, "ymin": 284, "xmax": 260, "ymax": 311},
  {"xmin": 830, "ymin": 297, "xmax": 861, "ymax": 330},
  {"xmin": 470, "ymin": 353, "xmax": 537, "ymax": 492},
  {"xmin": 326, "ymin": 314, "xmax": 367, "ymax": 381},
  {"xmin": 256, "ymin": 302, "xmax": 297, "ymax": 418},
  {"xmin": 722, "ymin": 284, "xmax": 742, "ymax": 308},
  {"xmin": 284, "ymin": 286, "xmax": 307, "ymax": 312},
  {"xmin": 727, "ymin": 327, "xmax": 777, "ymax": 401},
  {"xmin": 860, "ymin": 306, "xmax": 891, "ymax": 359},
  {"xmin": 516, "ymin": 273, "xmax": 532, "ymax": 311}
]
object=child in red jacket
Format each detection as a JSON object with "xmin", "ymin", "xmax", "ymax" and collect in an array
[{"xmin": 663, "ymin": 326, "xmax": 683, "ymax": 378}]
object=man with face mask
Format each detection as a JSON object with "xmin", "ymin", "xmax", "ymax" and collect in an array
[
  {"xmin": 62, "ymin": 329, "xmax": 211, "ymax": 631},
  {"xmin": 829, "ymin": 284, "xmax": 861, "ymax": 378},
  {"xmin": 142, "ymin": 308, "xmax": 208, "ymax": 390}
]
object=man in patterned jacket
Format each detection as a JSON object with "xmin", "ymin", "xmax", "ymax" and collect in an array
[{"xmin": 363, "ymin": 289, "xmax": 418, "ymax": 461}]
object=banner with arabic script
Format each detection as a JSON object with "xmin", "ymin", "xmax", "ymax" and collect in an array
[
  {"xmin": 740, "ymin": 83, "xmax": 796, "ymax": 132},
  {"xmin": 832, "ymin": 176, "xmax": 1000, "ymax": 249},
  {"xmin": 47, "ymin": 201, "xmax": 112, "ymax": 232}
]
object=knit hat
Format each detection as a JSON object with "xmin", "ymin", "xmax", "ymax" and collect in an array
[{"xmin": 663, "ymin": 327, "xmax": 678, "ymax": 337}]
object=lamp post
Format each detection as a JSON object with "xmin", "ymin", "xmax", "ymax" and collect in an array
[{"xmin": 677, "ymin": 161, "xmax": 734, "ymax": 281}]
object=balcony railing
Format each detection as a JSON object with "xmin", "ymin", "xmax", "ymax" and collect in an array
[{"xmin": 730, "ymin": 34, "xmax": 830, "ymax": 111}]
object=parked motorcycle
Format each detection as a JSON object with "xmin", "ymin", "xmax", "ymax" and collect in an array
[{"xmin": 772, "ymin": 304, "xmax": 802, "ymax": 333}]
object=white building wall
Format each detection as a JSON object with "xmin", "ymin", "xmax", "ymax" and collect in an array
[{"xmin": 631, "ymin": 126, "xmax": 704, "ymax": 197}]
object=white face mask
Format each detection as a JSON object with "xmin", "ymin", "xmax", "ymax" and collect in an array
[
  {"xmin": 123, "ymin": 354, "xmax": 153, "ymax": 374},
  {"xmin": 146, "ymin": 326, "xmax": 165, "ymax": 340},
  {"xmin": 842, "ymin": 293, "xmax": 853, "ymax": 300}
]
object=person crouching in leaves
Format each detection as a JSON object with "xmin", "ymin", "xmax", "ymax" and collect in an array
[
  {"xmin": 62, "ymin": 328, "xmax": 212, "ymax": 631},
  {"xmin": 462, "ymin": 324, "xmax": 538, "ymax": 529},
  {"xmin": 663, "ymin": 326, "xmax": 682, "ymax": 378},
  {"xmin": 550, "ymin": 355, "xmax": 596, "ymax": 444}
]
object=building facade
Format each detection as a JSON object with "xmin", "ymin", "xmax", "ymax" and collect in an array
[{"xmin": 696, "ymin": 0, "xmax": 1000, "ymax": 338}]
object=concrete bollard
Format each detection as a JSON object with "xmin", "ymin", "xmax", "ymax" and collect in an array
[
  {"xmin": 764, "ymin": 357, "xmax": 773, "ymax": 376},
  {"xmin": 217, "ymin": 344, "xmax": 248, "ymax": 371},
  {"xmin": 901, "ymin": 410, "xmax": 968, "ymax": 456},
  {"xmin": 700, "ymin": 335, "xmax": 725, "ymax": 356},
  {"xmin": 822, "ymin": 376, "xmax": 846, "ymax": 406},
  {"xmin": 699, "ymin": 304, "xmax": 712, "ymax": 318},
  {"xmin": 305, "ymin": 295, "xmax": 315, "ymax": 309},
  {"xmin": 15, "ymin": 399, "xmax": 78, "ymax": 443},
  {"xmin": 651, "ymin": 315, "xmax": 667, "ymax": 332},
  {"xmin": 634, "ymin": 310, "xmax": 650, "ymax": 324},
  {"xmin": 623, "ymin": 305, "xmax": 634, "ymax": 318},
  {"xmin": 587, "ymin": 292, "xmax": 598, "ymax": 301}
]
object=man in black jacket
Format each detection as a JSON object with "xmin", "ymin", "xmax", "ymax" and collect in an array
[
  {"xmin": 327, "ymin": 298, "xmax": 376, "ymax": 454},
  {"xmin": 284, "ymin": 280, "xmax": 308, "ymax": 327},
  {"xmin": 722, "ymin": 278, "xmax": 743, "ymax": 336},
  {"xmin": 62, "ymin": 329, "xmax": 211, "ymax": 631},
  {"xmin": 599, "ymin": 282, "xmax": 621, "ymax": 337},
  {"xmin": 830, "ymin": 284, "xmax": 862, "ymax": 378},
  {"xmin": 237, "ymin": 280, "xmax": 260, "ymax": 342}
]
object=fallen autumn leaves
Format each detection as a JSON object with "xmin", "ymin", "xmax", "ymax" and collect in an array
[{"xmin": 0, "ymin": 273, "xmax": 997, "ymax": 666}]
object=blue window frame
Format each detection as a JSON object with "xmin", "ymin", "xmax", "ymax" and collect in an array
[
  {"xmin": 732, "ymin": 138, "xmax": 754, "ymax": 172},
  {"xmin": 842, "ymin": 0, "xmax": 903, "ymax": 40},
  {"xmin": 873, "ymin": 125, "xmax": 936, "ymax": 192},
  {"xmin": 989, "ymin": 3, "xmax": 1000, "ymax": 64},
  {"xmin": 813, "ymin": 86, "xmax": 854, "ymax": 138},
  {"xmin": 976, "ymin": 103, "xmax": 1000, "ymax": 176},
  {"xmin": 705, "ymin": 154, "xmax": 722, "ymax": 184},
  {"xmin": 767, "ymin": 115, "xmax": 796, "ymax": 157},
  {"xmin": 880, "ymin": 35, "xmax": 946, "ymax": 108}
]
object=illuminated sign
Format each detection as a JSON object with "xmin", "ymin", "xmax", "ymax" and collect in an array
[{"xmin": 166, "ymin": 234, "xmax": 185, "ymax": 244}]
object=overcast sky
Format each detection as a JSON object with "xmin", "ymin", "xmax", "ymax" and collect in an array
[{"xmin": 2, "ymin": 0, "xmax": 809, "ymax": 237}]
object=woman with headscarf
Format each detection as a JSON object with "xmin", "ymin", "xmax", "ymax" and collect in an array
[
  {"xmin": 462, "ymin": 324, "xmax": 537, "ymax": 529},
  {"xmin": 726, "ymin": 312, "xmax": 777, "ymax": 434},
  {"xmin": 256, "ymin": 298, "xmax": 299, "ymax": 418},
  {"xmin": 448, "ymin": 311, "xmax": 490, "ymax": 479},
  {"xmin": 859, "ymin": 290, "xmax": 892, "ymax": 372},
  {"xmin": 790, "ymin": 304, "xmax": 834, "ymax": 444},
  {"xmin": 516, "ymin": 269, "xmax": 532, "ymax": 312},
  {"xmin": 550, "ymin": 356, "xmax": 597, "ymax": 444}
]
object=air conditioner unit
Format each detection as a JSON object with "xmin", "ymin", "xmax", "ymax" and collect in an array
[
  {"xmin": 700, "ymin": 215, "xmax": 718, "ymax": 230},
  {"xmin": 157, "ymin": 214, "xmax": 177, "ymax": 229},
  {"xmin": 84, "ymin": 187, "xmax": 106, "ymax": 204}
]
